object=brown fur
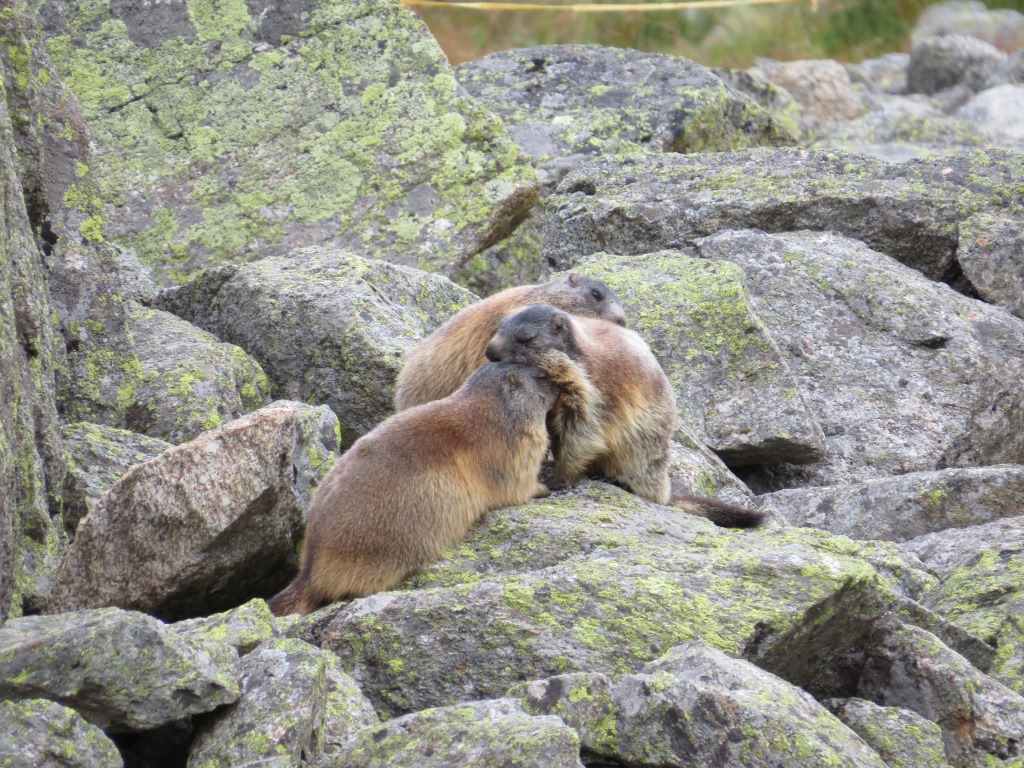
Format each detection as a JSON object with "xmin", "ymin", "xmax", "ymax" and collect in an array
[
  {"xmin": 394, "ymin": 273, "xmax": 626, "ymax": 411},
  {"xmin": 485, "ymin": 304, "xmax": 764, "ymax": 528},
  {"xmin": 270, "ymin": 362, "xmax": 558, "ymax": 616}
]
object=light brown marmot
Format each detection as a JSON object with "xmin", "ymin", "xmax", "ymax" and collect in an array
[
  {"xmin": 485, "ymin": 303, "xmax": 765, "ymax": 528},
  {"xmin": 394, "ymin": 273, "xmax": 626, "ymax": 411},
  {"xmin": 269, "ymin": 362, "xmax": 559, "ymax": 616}
]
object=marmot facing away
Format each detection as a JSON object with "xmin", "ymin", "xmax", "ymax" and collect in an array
[
  {"xmin": 485, "ymin": 304, "xmax": 765, "ymax": 528},
  {"xmin": 394, "ymin": 273, "xmax": 627, "ymax": 411},
  {"xmin": 269, "ymin": 362, "xmax": 558, "ymax": 616}
]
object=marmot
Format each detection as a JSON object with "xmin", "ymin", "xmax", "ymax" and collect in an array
[
  {"xmin": 269, "ymin": 362, "xmax": 558, "ymax": 616},
  {"xmin": 485, "ymin": 304, "xmax": 764, "ymax": 528},
  {"xmin": 394, "ymin": 273, "xmax": 627, "ymax": 411}
]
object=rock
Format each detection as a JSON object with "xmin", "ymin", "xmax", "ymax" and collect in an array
[
  {"xmin": 560, "ymin": 252, "xmax": 825, "ymax": 467},
  {"xmin": 515, "ymin": 643, "xmax": 889, "ymax": 767},
  {"xmin": 712, "ymin": 66, "xmax": 804, "ymax": 139},
  {"xmin": 679, "ymin": 230, "xmax": 1024, "ymax": 489},
  {"xmin": 330, "ymin": 698, "xmax": 584, "ymax": 768},
  {"xmin": 61, "ymin": 421, "xmax": 172, "ymax": 533},
  {"xmin": 264, "ymin": 400, "xmax": 340, "ymax": 514},
  {"xmin": 903, "ymin": 520, "xmax": 1024, "ymax": 696},
  {"xmin": 847, "ymin": 53, "xmax": 910, "ymax": 95},
  {"xmin": 542, "ymin": 147, "xmax": 1024, "ymax": 284},
  {"xmin": 955, "ymin": 84, "xmax": 1024, "ymax": 141},
  {"xmin": 913, "ymin": 1, "xmax": 1024, "ymax": 53},
  {"xmin": 0, "ymin": 12, "xmax": 68, "ymax": 621},
  {"xmin": 907, "ymin": 35, "xmax": 1007, "ymax": 97},
  {"xmin": 46, "ymin": 408, "xmax": 305, "ymax": 620},
  {"xmin": 858, "ymin": 616, "xmax": 1024, "ymax": 766},
  {"xmin": 296, "ymin": 483, "xmax": 933, "ymax": 717},
  {"xmin": 0, "ymin": 607, "xmax": 239, "ymax": 732},
  {"xmin": 172, "ymin": 599, "xmax": 279, "ymax": 656},
  {"xmin": 667, "ymin": 431, "xmax": 756, "ymax": 507},
  {"xmin": 125, "ymin": 302, "xmax": 270, "ymax": 444},
  {"xmin": 759, "ymin": 465, "xmax": 1024, "ymax": 542},
  {"xmin": 756, "ymin": 59, "xmax": 863, "ymax": 124},
  {"xmin": 0, "ymin": 698, "xmax": 123, "ymax": 768},
  {"xmin": 188, "ymin": 637, "xmax": 377, "ymax": 768},
  {"xmin": 156, "ymin": 248, "xmax": 476, "ymax": 447},
  {"xmin": 825, "ymin": 698, "xmax": 950, "ymax": 768},
  {"xmin": 39, "ymin": 0, "xmax": 537, "ymax": 283}
]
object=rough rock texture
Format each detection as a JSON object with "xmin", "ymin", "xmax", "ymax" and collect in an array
[
  {"xmin": 908, "ymin": 35, "xmax": 1008, "ymax": 96},
  {"xmin": 825, "ymin": 698, "xmax": 951, "ymax": 768},
  {"xmin": 0, "ymin": 607, "xmax": 239, "ymax": 732},
  {"xmin": 903, "ymin": 519, "xmax": 1024, "ymax": 696},
  {"xmin": 46, "ymin": 409, "xmax": 305, "ymax": 620},
  {"xmin": 157, "ymin": 249, "xmax": 476, "ymax": 447},
  {"xmin": 0, "ymin": 698, "xmax": 124, "ymax": 768},
  {"xmin": 958, "ymin": 211, "xmax": 1024, "ymax": 320},
  {"xmin": 858, "ymin": 616, "xmax": 1024, "ymax": 766},
  {"xmin": 126, "ymin": 302, "xmax": 270, "ymax": 444},
  {"xmin": 560, "ymin": 252, "xmax": 825, "ymax": 467},
  {"xmin": 0, "ymin": 10, "xmax": 68, "ymax": 622},
  {"xmin": 172, "ymin": 598, "xmax": 279, "ymax": 656},
  {"xmin": 39, "ymin": 0, "xmax": 537, "ymax": 283},
  {"xmin": 61, "ymin": 421, "xmax": 172, "ymax": 533},
  {"xmin": 760, "ymin": 465, "xmax": 1024, "ymax": 542},
  {"xmin": 330, "ymin": 698, "xmax": 584, "ymax": 768},
  {"xmin": 188, "ymin": 637, "xmax": 377, "ymax": 768},
  {"xmin": 263, "ymin": 400, "xmax": 341, "ymax": 514},
  {"xmin": 515, "ymin": 644, "xmax": 889, "ymax": 767},
  {"xmin": 295, "ymin": 482, "xmax": 934, "ymax": 717},
  {"xmin": 756, "ymin": 59, "xmax": 863, "ymax": 124},
  {"xmin": 542, "ymin": 147, "xmax": 1024, "ymax": 285}
]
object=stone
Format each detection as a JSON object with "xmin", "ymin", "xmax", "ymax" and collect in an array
[
  {"xmin": 913, "ymin": 1, "xmax": 1024, "ymax": 53},
  {"xmin": 330, "ymin": 698, "xmax": 584, "ymax": 768},
  {"xmin": 156, "ymin": 248, "xmax": 476, "ymax": 448},
  {"xmin": 756, "ymin": 59, "xmax": 863, "ymax": 124},
  {"xmin": 907, "ymin": 35, "xmax": 1007, "ymax": 96},
  {"xmin": 46, "ymin": 408, "xmax": 305, "ymax": 620},
  {"xmin": 264, "ymin": 400, "xmax": 341, "ymax": 515},
  {"xmin": 125, "ymin": 302, "xmax": 271, "ymax": 444},
  {"xmin": 955, "ymin": 84, "xmax": 1024, "ymax": 141},
  {"xmin": 0, "ymin": 607, "xmax": 239, "ymax": 732},
  {"xmin": 39, "ymin": 0, "xmax": 537, "ymax": 283},
  {"xmin": 760, "ymin": 465, "xmax": 1024, "ymax": 542},
  {"xmin": 172, "ymin": 598, "xmax": 279, "ymax": 656},
  {"xmin": 0, "ymin": 698, "xmax": 123, "ymax": 768},
  {"xmin": 824, "ymin": 698, "xmax": 950, "ymax": 768}
]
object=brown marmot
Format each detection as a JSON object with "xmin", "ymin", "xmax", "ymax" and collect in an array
[
  {"xmin": 269, "ymin": 362, "xmax": 559, "ymax": 616},
  {"xmin": 394, "ymin": 273, "xmax": 627, "ymax": 411},
  {"xmin": 485, "ymin": 304, "xmax": 765, "ymax": 528}
]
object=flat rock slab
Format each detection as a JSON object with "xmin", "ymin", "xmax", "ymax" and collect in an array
[
  {"xmin": 761, "ymin": 465, "xmax": 1024, "ymax": 542},
  {"xmin": 0, "ymin": 607, "xmax": 239, "ymax": 732},
  {"xmin": 157, "ymin": 248, "xmax": 476, "ymax": 447},
  {"xmin": 541, "ymin": 146, "xmax": 1024, "ymax": 286},
  {"xmin": 562, "ymin": 251, "xmax": 825, "ymax": 467},
  {"xmin": 0, "ymin": 698, "xmax": 123, "ymax": 768},
  {"xmin": 46, "ymin": 408, "xmax": 305, "ymax": 620},
  {"xmin": 40, "ymin": 0, "xmax": 537, "ymax": 282}
]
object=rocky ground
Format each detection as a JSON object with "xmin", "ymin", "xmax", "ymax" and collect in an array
[{"xmin": 1, "ymin": 0, "xmax": 1023, "ymax": 766}]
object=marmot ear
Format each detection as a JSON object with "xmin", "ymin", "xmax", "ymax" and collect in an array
[
  {"xmin": 551, "ymin": 315, "xmax": 567, "ymax": 332},
  {"xmin": 567, "ymin": 273, "xmax": 580, "ymax": 287},
  {"xmin": 505, "ymin": 370, "xmax": 521, "ymax": 387}
]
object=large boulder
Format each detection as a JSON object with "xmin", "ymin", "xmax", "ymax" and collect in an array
[
  {"xmin": 39, "ymin": 0, "xmax": 537, "ymax": 282},
  {"xmin": 0, "ymin": 699, "xmax": 123, "ymax": 768},
  {"xmin": 824, "ymin": 698, "xmax": 951, "ymax": 768},
  {"xmin": 907, "ymin": 35, "xmax": 1008, "ymax": 97},
  {"xmin": 157, "ymin": 249, "xmax": 476, "ymax": 447},
  {"xmin": 0, "ymin": 607, "xmax": 239, "ymax": 732},
  {"xmin": 46, "ymin": 408, "xmax": 306, "ymax": 620}
]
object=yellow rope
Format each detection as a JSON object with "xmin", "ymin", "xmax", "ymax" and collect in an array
[{"xmin": 403, "ymin": 0, "xmax": 807, "ymax": 12}]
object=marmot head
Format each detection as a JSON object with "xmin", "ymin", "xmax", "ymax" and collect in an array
[
  {"xmin": 485, "ymin": 303, "xmax": 579, "ymax": 364},
  {"xmin": 550, "ymin": 273, "xmax": 627, "ymax": 327},
  {"xmin": 461, "ymin": 361, "xmax": 560, "ymax": 413}
]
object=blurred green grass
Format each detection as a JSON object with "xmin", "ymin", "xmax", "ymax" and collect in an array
[{"xmin": 416, "ymin": 0, "xmax": 1024, "ymax": 66}]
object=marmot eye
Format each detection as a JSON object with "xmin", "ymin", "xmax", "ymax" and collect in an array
[
  {"xmin": 591, "ymin": 288, "xmax": 603, "ymax": 301},
  {"xmin": 515, "ymin": 332, "xmax": 535, "ymax": 344}
]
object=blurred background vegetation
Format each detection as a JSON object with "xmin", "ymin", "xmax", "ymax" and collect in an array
[{"xmin": 416, "ymin": 0, "xmax": 1024, "ymax": 65}]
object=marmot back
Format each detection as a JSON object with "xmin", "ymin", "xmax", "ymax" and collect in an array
[
  {"xmin": 270, "ymin": 362, "xmax": 558, "ymax": 616},
  {"xmin": 394, "ymin": 273, "xmax": 626, "ymax": 411},
  {"xmin": 485, "ymin": 304, "xmax": 764, "ymax": 528}
]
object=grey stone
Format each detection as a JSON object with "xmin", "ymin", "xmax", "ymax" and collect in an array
[
  {"xmin": 327, "ymin": 698, "xmax": 583, "ymax": 768},
  {"xmin": 913, "ymin": 1, "xmax": 1024, "ymax": 53},
  {"xmin": 859, "ymin": 616, "xmax": 1024, "ymax": 766},
  {"xmin": 126, "ymin": 302, "xmax": 271, "ymax": 444},
  {"xmin": 61, "ymin": 421, "xmax": 172, "ymax": 533},
  {"xmin": 0, "ymin": 607, "xmax": 239, "ymax": 732},
  {"xmin": 265, "ymin": 400, "xmax": 340, "ymax": 515},
  {"xmin": 0, "ymin": 698, "xmax": 123, "ymax": 768},
  {"xmin": 955, "ymin": 84, "xmax": 1024, "ymax": 141},
  {"xmin": 172, "ymin": 598, "xmax": 279, "ymax": 655},
  {"xmin": 760, "ymin": 465, "xmax": 1024, "ymax": 542},
  {"xmin": 561, "ymin": 251, "xmax": 825, "ymax": 467},
  {"xmin": 908, "ymin": 35, "xmax": 1007, "ymax": 97},
  {"xmin": 39, "ymin": 0, "xmax": 537, "ymax": 283},
  {"xmin": 847, "ymin": 53, "xmax": 910, "ymax": 95},
  {"xmin": 756, "ymin": 59, "xmax": 863, "ymax": 124},
  {"xmin": 156, "ymin": 248, "xmax": 477, "ymax": 448},
  {"xmin": 824, "ymin": 698, "xmax": 951, "ymax": 768},
  {"xmin": 46, "ymin": 408, "xmax": 305, "ymax": 620}
]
